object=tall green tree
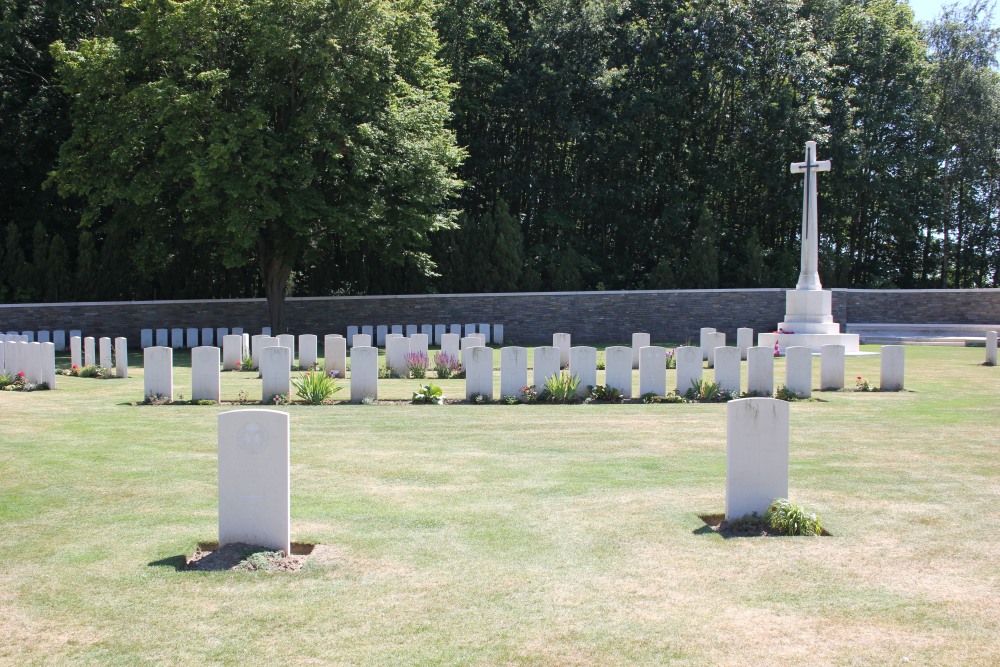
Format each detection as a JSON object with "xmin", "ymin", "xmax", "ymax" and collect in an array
[{"xmin": 50, "ymin": 0, "xmax": 463, "ymax": 329}]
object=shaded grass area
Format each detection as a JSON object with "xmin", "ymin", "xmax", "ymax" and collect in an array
[{"xmin": 0, "ymin": 346, "xmax": 998, "ymax": 664}]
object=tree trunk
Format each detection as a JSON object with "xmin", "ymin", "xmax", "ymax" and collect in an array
[{"xmin": 260, "ymin": 252, "xmax": 293, "ymax": 334}]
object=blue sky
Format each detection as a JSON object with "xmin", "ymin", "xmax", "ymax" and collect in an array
[{"xmin": 907, "ymin": 0, "xmax": 997, "ymax": 25}]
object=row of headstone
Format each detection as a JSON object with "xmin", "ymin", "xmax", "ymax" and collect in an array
[
  {"xmin": 700, "ymin": 327, "xmax": 755, "ymax": 361},
  {"xmin": 66, "ymin": 335, "xmax": 129, "ymax": 377},
  {"xmin": 1, "ymin": 339, "xmax": 58, "ymax": 387},
  {"xmin": 986, "ymin": 331, "xmax": 997, "ymax": 366},
  {"xmin": 140, "ymin": 327, "xmax": 265, "ymax": 350},
  {"xmin": 3, "ymin": 330, "xmax": 71, "ymax": 352},
  {"xmin": 346, "ymin": 323, "xmax": 504, "ymax": 347}
]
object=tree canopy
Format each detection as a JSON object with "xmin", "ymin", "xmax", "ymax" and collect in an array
[{"xmin": 1, "ymin": 0, "xmax": 998, "ymax": 316}]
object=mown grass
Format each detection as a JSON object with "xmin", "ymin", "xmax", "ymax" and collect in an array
[{"xmin": 0, "ymin": 345, "xmax": 998, "ymax": 665}]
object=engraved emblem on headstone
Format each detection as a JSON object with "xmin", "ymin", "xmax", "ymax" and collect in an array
[{"xmin": 237, "ymin": 423, "xmax": 267, "ymax": 456}]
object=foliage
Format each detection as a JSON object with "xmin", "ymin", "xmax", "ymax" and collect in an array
[
  {"xmin": 237, "ymin": 355, "xmax": 255, "ymax": 372},
  {"xmin": 433, "ymin": 352, "xmax": 462, "ymax": 379},
  {"xmin": 665, "ymin": 349, "xmax": 677, "ymax": 370},
  {"xmin": 765, "ymin": 498, "xmax": 823, "ymax": 536},
  {"xmin": 0, "ymin": 371, "xmax": 48, "ymax": 392},
  {"xmin": 268, "ymin": 394, "xmax": 289, "ymax": 406},
  {"xmin": 468, "ymin": 392, "xmax": 489, "ymax": 405},
  {"xmin": 541, "ymin": 372, "xmax": 580, "ymax": 404},
  {"xmin": 291, "ymin": 371, "xmax": 341, "ymax": 405},
  {"xmin": 62, "ymin": 364, "xmax": 114, "ymax": 379},
  {"xmin": 412, "ymin": 383, "xmax": 445, "ymax": 405},
  {"xmin": 775, "ymin": 385, "xmax": 805, "ymax": 401},
  {"xmin": 855, "ymin": 375, "xmax": 877, "ymax": 392},
  {"xmin": 405, "ymin": 351, "xmax": 429, "ymax": 379},
  {"xmin": 685, "ymin": 379, "xmax": 735, "ymax": 403},
  {"xmin": 143, "ymin": 392, "xmax": 170, "ymax": 405},
  {"xmin": 48, "ymin": 0, "xmax": 463, "ymax": 329},
  {"xmin": 377, "ymin": 365, "xmax": 393, "ymax": 380},
  {"xmin": 588, "ymin": 385, "xmax": 622, "ymax": 402},
  {"xmin": 518, "ymin": 385, "xmax": 538, "ymax": 404}
]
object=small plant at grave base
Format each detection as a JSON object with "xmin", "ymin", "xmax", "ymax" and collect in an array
[
  {"xmin": 500, "ymin": 394, "xmax": 521, "ymax": 405},
  {"xmin": 596, "ymin": 358, "xmax": 606, "ymax": 371},
  {"xmin": 639, "ymin": 392, "xmax": 663, "ymax": 404},
  {"xmin": 541, "ymin": 372, "xmax": 581, "ymax": 404},
  {"xmin": 377, "ymin": 364, "xmax": 392, "ymax": 379},
  {"xmin": 238, "ymin": 354, "xmax": 256, "ymax": 371},
  {"xmin": 468, "ymin": 392, "xmax": 490, "ymax": 405},
  {"xmin": 268, "ymin": 393, "xmax": 289, "ymax": 406},
  {"xmin": 685, "ymin": 379, "xmax": 735, "ymax": 403},
  {"xmin": 64, "ymin": 364, "xmax": 114, "ymax": 379},
  {"xmin": 855, "ymin": 375, "xmax": 876, "ymax": 392},
  {"xmin": 190, "ymin": 399, "xmax": 217, "ymax": 406},
  {"xmin": 774, "ymin": 385, "xmax": 803, "ymax": 401},
  {"xmin": 360, "ymin": 395, "xmax": 377, "ymax": 405},
  {"xmin": 292, "ymin": 371, "xmax": 341, "ymax": 405},
  {"xmin": 589, "ymin": 385, "xmax": 622, "ymax": 402},
  {"xmin": 741, "ymin": 390, "xmax": 768, "ymax": 398},
  {"xmin": 433, "ymin": 352, "xmax": 462, "ymax": 379},
  {"xmin": 518, "ymin": 385, "xmax": 538, "ymax": 404},
  {"xmin": 236, "ymin": 390, "xmax": 251, "ymax": 404},
  {"xmin": 326, "ymin": 369, "xmax": 342, "ymax": 380},
  {"xmin": 665, "ymin": 349, "xmax": 677, "ymax": 369},
  {"xmin": 405, "ymin": 351, "xmax": 429, "ymax": 379},
  {"xmin": 412, "ymin": 383, "xmax": 445, "ymax": 405},
  {"xmin": 143, "ymin": 392, "xmax": 170, "ymax": 405},
  {"xmin": 660, "ymin": 391, "xmax": 686, "ymax": 403},
  {"xmin": 765, "ymin": 498, "xmax": 822, "ymax": 536}
]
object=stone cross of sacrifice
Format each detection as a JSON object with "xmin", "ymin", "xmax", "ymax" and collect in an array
[{"xmin": 790, "ymin": 140, "xmax": 831, "ymax": 292}]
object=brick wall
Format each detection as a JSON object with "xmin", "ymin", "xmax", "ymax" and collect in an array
[{"xmin": 1, "ymin": 288, "xmax": 998, "ymax": 347}]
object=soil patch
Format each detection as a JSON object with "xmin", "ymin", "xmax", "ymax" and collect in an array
[
  {"xmin": 698, "ymin": 513, "xmax": 832, "ymax": 538},
  {"xmin": 186, "ymin": 541, "xmax": 316, "ymax": 572}
]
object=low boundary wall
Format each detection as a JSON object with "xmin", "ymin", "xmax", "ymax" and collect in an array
[{"xmin": 1, "ymin": 288, "xmax": 998, "ymax": 347}]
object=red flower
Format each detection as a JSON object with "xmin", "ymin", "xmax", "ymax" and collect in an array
[
  {"xmin": 857, "ymin": 376, "xmax": 862, "ymax": 379},
  {"xmin": 17, "ymin": 372, "xmax": 25, "ymax": 377},
  {"xmin": 72, "ymin": 364, "xmax": 78, "ymax": 370}
]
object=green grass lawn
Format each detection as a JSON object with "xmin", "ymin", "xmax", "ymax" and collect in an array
[{"xmin": 1, "ymin": 345, "xmax": 998, "ymax": 665}]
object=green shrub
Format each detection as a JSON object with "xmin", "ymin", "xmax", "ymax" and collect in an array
[
  {"xmin": 589, "ymin": 385, "xmax": 622, "ymax": 402},
  {"xmin": 765, "ymin": 498, "xmax": 822, "ymax": 536},
  {"xmin": 292, "ymin": 371, "xmax": 341, "ymax": 405},
  {"xmin": 542, "ymin": 372, "xmax": 580, "ymax": 403},
  {"xmin": 468, "ymin": 392, "xmax": 490, "ymax": 405},
  {"xmin": 412, "ymin": 383, "xmax": 445, "ymax": 405},
  {"xmin": 685, "ymin": 379, "xmax": 735, "ymax": 402},
  {"xmin": 774, "ymin": 385, "xmax": 803, "ymax": 401},
  {"xmin": 377, "ymin": 364, "xmax": 392, "ymax": 379}
]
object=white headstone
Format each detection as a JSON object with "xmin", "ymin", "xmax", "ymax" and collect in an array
[
  {"xmin": 84, "ymin": 336, "xmax": 96, "ymax": 367},
  {"xmin": 25, "ymin": 342, "xmax": 42, "ymax": 384},
  {"xmin": 449, "ymin": 324, "xmax": 461, "ymax": 336},
  {"xmin": 222, "ymin": 334, "xmax": 243, "ymax": 370},
  {"xmin": 70, "ymin": 336, "xmax": 82, "ymax": 369},
  {"xmin": 299, "ymin": 334, "xmax": 318, "ymax": 369},
  {"xmin": 465, "ymin": 346, "xmax": 493, "ymax": 400},
  {"xmin": 420, "ymin": 324, "xmax": 433, "ymax": 340},
  {"xmin": 405, "ymin": 324, "xmax": 418, "ymax": 337},
  {"xmin": 569, "ymin": 346, "xmax": 597, "ymax": 397},
  {"xmin": 201, "ymin": 328, "xmax": 214, "ymax": 347},
  {"xmin": 346, "ymin": 325, "xmax": 359, "ymax": 346},
  {"xmin": 115, "ymin": 337, "xmax": 128, "ymax": 379},
  {"xmin": 38, "ymin": 331, "xmax": 51, "ymax": 344},
  {"xmin": 99, "ymin": 337, "xmax": 112, "ymax": 369},
  {"xmin": 714, "ymin": 346, "xmax": 741, "ymax": 395},
  {"xmin": 785, "ymin": 346, "xmax": 812, "ymax": 398},
  {"xmin": 361, "ymin": 325, "xmax": 373, "ymax": 340},
  {"xmin": 216, "ymin": 327, "xmax": 229, "ymax": 342},
  {"xmin": 737, "ymin": 328, "xmax": 754, "ymax": 360},
  {"xmin": 191, "ymin": 346, "xmax": 221, "ymax": 402},
  {"xmin": 241, "ymin": 333, "xmax": 250, "ymax": 357},
  {"xmin": 143, "ymin": 346, "xmax": 173, "ymax": 401},
  {"xmin": 500, "ymin": 346, "xmax": 528, "ymax": 398},
  {"xmin": 986, "ymin": 331, "xmax": 997, "ymax": 366},
  {"xmin": 464, "ymin": 323, "xmax": 477, "ymax": 337},
  {"xmin": 553, "ymin": 333, "xmax": 571, "ymax": 369},
  {"xmin": 22, "ymin": 331, "xmax": 34, "ymax": 342},
  {"xmin": 350, "ymin": 346, "xmax": 378, "ymax": 402},
  {"xmin": 324, "ymin": 335, "xmax": 347, "ymax": 380},
  {"xmin": 880, "ymin": 345, "xmax": 905, "ymax": 391},
  {"xmin": 494, "ymin": 324, "xmax": 504, "ymax": 345},
  {"xmin": 0, "ymin": 341, "xmax": 5, "ymax": 372},
  {"xmin": 726, "ymin": 398, "xmax": 789, "ymax": 519},
  {"xmin": 170, "ymin": 328, "xmax": 184, "ymax": 349},
  {"xmin": 261, "ymin": 327, "xmax": 272, "ymax": 336},
  {"xmin": 53, "ymin": 330, "xmax": 66, "ymax": 352},
  {"xmin": 70, "ymin": 329, "xmax": 82, "ymax": 341},
  {"xmin": 4, "ymin": 341, "xmax": 17, "ymax": 374},
  {"xmin": 218, "ymin": 409, "xmax": 290, "ymax": 555},
  {"xmin": 820, "ymin": 344, "xmax": 845, "ymax": 390},
  {"xmin": 604, "ymin": 346, "xmax": 632, "ymax": 398},
  {"xmin": 277, "ymin": 334, "xmax": 296, "ymax": 362},
  {"xmin": 186, "ymin": 328, "xmax": 199, "ymax": 348},
  {"xmin": 352, "ymin": 333, "xmax": 371, "ymax": 348},
  {"xmin": 156, "ymin": 329, "xmax": 169, "ymax": 347},
  {"xmin": 478, "ymin": 323, "xmax": 491, "ymax": 344},
  {"xmin": 232, "ymin": 327, "xmax": 244, "ymax": 336},
  {"xmin": 261, "ymin": 345, "xmax": 292, "ymax": 402},
  {"xmin": 386, "ymin": 336, "xmax": 411, "ymax": 377},
  {"xmin": 747, "ymin": 346, "xmax": 774, "ymax": 396},
  {"xmin": 533, "ymin": 346, "xmax": 561, "ymax": 391},
  {"xmin": 675, "ymin": 345, "xmax": 703, "ymax": 396},
  {"xmin": 376, "ymin": 325, "xmax": 388, "ymax": 347},
  {"xmin": 700, "ymin": 327, "xmax": 716, "ymax": 360},
  {"xmin": 41, "ymin": 342, "xmax": 57, "ymax": 389},
  {"xmin": 460, "ymin": 336, "xmax": 482, "ymax": 365},
  {"xmin": 705, "ymin": 332, "xmax": 726, "ymax": 368},
  {"xmin": 433, "ymin": 324, "xmax": 446, "ymax": 345},
  {"xmin": 631, "ymin": 333, "xmax": 651, "ymax": 369},
  {"xmin": 440, "ymin": 333, "xmax": 460, "ymax": 360},
  {"xmin": 141, "ymin": 329, "xmax": 153, "ymax": 348},
  {"xmin": 391, "ymin": 324, "xmax": 403, "ymax": 336},
  {"xmin": 639, "ymin": 346, "xmax": 667, "ymax": 397},
  {"xmin": 410, "ymin": 333, "xmax": 429, "ymax": 359}
]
